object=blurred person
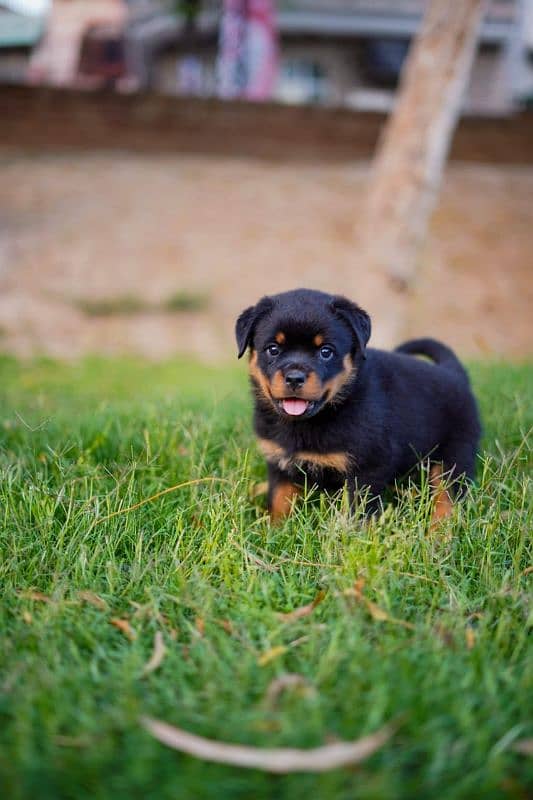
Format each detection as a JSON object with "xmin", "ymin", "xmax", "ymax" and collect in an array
[
  {"xmin": 177, "ymin": 54, "xmax": 204, "ymax": 96},
  {"xmin": 174, "ymin": 1, "xmax": 205, "ymax": 97},
  {"xmin": 27, "ymin": 0, "xmax": 128, "ymax": 88},
  {"xmin": 217, "ymin": 0, "xmax": 278, "ymax": 101}
]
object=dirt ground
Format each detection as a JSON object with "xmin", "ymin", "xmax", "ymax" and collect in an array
[{"xmin": 1, "ymin": 151, "xmax": 531, "ymax": 361}]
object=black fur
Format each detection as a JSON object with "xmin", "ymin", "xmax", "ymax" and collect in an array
[
  {"xmin": 236, "ymin": 288, "xmax": 481, "ymax": 517},
  {"xmin": 236, "ymin": 296, "xmax": 274, "ymax": 359}
]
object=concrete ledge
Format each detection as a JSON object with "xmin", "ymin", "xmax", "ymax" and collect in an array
[{"xmin": 1, "ymin": 85, "xmax": 533, "ymax": 163}]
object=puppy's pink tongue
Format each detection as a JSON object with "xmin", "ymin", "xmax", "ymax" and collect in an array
[{"xmin": 282, "ymin": 399, "xmax": 309, "ymax": 416}]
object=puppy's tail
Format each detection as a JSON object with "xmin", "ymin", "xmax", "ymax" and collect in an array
[{"xmin": 395, "ymin": 338, "xmax": 470, "ymax": 382}]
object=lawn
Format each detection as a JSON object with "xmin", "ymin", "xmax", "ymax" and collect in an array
[{"xmin": 0, "ymin": 355, "xmax": 531, "ymax": 799}]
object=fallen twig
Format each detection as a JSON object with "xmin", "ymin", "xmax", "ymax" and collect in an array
[{"xmin": 141, "ymin": 716, "xmax": 394, "ymax": 772}]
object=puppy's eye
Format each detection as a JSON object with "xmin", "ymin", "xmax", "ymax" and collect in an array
[
  {"xmin": 319, "ymin": 345, "xmax": 335, "ymax": 360},
  {"xmin": 266, "ymin": 343, "xmax": 280, "ymax": 357}
]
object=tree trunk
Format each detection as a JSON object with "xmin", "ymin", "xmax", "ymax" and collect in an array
[{"xmin": 356, "ymin": 0, "xmax": 487, "ymax": 346}]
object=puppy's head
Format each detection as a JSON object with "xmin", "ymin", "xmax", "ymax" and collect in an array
[{"xmin": 235, "ymin": 289, "xmax": 371, "ymax": 420}]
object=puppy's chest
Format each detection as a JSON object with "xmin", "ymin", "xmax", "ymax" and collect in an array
[{"xmin": 257, "ymin": 435, "xmax": 352, "ymax": 476}]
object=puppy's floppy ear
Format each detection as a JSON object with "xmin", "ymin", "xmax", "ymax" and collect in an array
[
  {"xmin": 235, "ymin": 296, "xmax": 274, "ymax": 359},
  {"xmin": 330, "ymin": 296, "xmax": 371, "ymax": 359}
]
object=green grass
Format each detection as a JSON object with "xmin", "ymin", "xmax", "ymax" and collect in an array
[
  {"xmin": 70, "ymin": 290, "xmax": 209, "ymax": 317},
  {"xmin": 72, "ymin": 294, "xmax": 148, "ymax": 316},
  {"xmin": 162, "ymin": 290, "xmax": 210, "ymax": 313},
  {"xmin": 0, "ymin": 355, "xmax": 531, "ymax": 800}
]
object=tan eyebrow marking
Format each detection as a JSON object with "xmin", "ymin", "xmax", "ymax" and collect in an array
[
  {"xmin": 275, "ymin": 332, "xmax": 286, "ymax": 344},
  {"xmin": 313, "ymin": 334, "xmax": 324, "ymax": 347}
]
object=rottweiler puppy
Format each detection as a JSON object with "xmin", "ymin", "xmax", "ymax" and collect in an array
[{"xmin": 236, "ymin": 288, "xmax": 481, "ymax": 524}]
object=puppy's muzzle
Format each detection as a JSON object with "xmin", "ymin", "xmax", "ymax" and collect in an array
[{"xmin": 284, "ymin": 369, "xmax": 306, "ymax": 391}]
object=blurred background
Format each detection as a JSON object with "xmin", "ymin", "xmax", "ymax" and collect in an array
[{"xmin": 1, "ymin": 0, "xmax": 532, "ymax": 361}]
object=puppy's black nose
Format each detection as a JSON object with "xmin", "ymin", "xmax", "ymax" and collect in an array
[{"xmin": 284, "ymin": 369, "xmax": 306, "ymax": 390}]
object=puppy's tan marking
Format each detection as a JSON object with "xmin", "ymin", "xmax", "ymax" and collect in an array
[
  {"xmin": 303, "ymin": 370, "xmax": 323, "ymax": 400},
  {"xmin": 270, "ymin": 481, "xmax": 300, "ymax": 522},
  {"xmin": 275, "ymin": 331, "xmax": 286, "ymax": 345},
  {"xmin": 295, "ymin": 451, "xmax": 350, "ymax": 473},
  {"xmin": 258, "ymin": 438, "xmax": 287, "ymax": 464},
  {"xmin": 429, "ymin": 464, "xmax": 454, "ymax": 529},
  {"xmin": 269, "ymin": 369, "xmax": 324, "ymax": 401},
  {"xmin": 323, "ymin": 354, "xmax": 355, "ymax": 404},
  {"xmin": 270, "ymin": 369, "xmax": 286, "ymax": 397},
  {"xmin": 313, "ymin": 334, "xmax": 324, "ymax": 347},
  {"xmin": 249, "ymin": 350, "xmax": 275, "ymax": 407},
  {"xmin": 258, "ymin": 439, "xmax": 349, "ymax": 474}
]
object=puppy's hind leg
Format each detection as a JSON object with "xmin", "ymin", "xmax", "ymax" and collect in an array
[
  {"xmin": 429, "ymin": 439, "xmax": 477, "ymax": 529},
  {"xmin": 440, "ymin": 437, "xmax": 478, "ymax": 494},
  {"xmin": 429, "ymin": 463, "xmax": 454, "ymax": 528}
]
